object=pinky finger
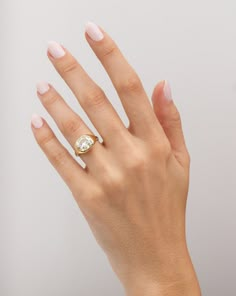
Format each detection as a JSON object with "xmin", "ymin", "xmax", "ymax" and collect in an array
[{"xmin": 30, "ymin": 113, "xmax": 89, "ymax": 197}]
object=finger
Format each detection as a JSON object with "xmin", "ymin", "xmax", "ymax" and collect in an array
[
  {"xmin": 46, "ymin": 40, "xmax": 129, "ymax": 148},
  {"xmin": 36, "ymin": 81, "xmax": 106, "ymax": 169},
  {"xmin": 30, "ymin": 113, "xmax": 90, "ymax": 196},
  {"xmin": 84, "ymin": 22, "xmax": 165, "ymax": 139},
  {"xmin": 151, "ymin": 80, "xmax": 190, "ymax": 168}
]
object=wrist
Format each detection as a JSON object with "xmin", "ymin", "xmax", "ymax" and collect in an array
[
  {"xmin": 125, "ymin": 273, "xmax": 201, "ymax": 296},
  {"xmin": 124, "ymin": 244, "xmax": 201, "ymax": 296}
]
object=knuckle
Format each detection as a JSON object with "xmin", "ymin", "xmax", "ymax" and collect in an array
[
  {"xmin": 161, "ymin": 141, "xmax": 172, "ymax": 157},
  {"xmin": 61, "ymin": 117, "xmax": 83, "ymax": 136},
  {"xmin": 103, "ymin": 170, "xmax": 124, "ymax": 192},
  {"xmin": 79, "ymin": 187, "xmax": 106, "ymax": 214},
  {"xmin": 51, "ymin": 149, "xmax": 69, "ymax": 167},
  {"xmin": 171, "ymin": 107, "xmax": 181, "ymax": 122},
  {"xmin": 41, "ymin": 92, "xmax": 58, "ymax": 108},
  {"xmin": 104, "ymin": 172, "xmax": 127, "ymax": 207},
  {"xmin": 59, "ymin": 58, "xmax": 78, "ymax": 75},
  {"xmin": 37, "ymin": 130, "xmax": 55, "ymax": 148},
  {"xmin": 117, "ymin": 73, "xmax": 143, "ymax": 94},
  {"xmin": 102, "ymin": 44, "xmax": 117, "ymax": 58},
  {"xmin": 150, "ymin": 139, "xmax": 172, "ymax": 159},
  {"xmin": 83, "ymin": 88, "xmax": 106, "ymax": 110},
  {"xmin": 125, "ymin": 150, "xmax": 149, "ymax": 171},
  {"xmin": 165, "ymin": 107, "xmax": 182, "ymax": 129}
]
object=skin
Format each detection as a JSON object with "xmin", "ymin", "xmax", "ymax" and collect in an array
[{"xmin": 31, "ymin": 26, "xmax": 201, "ymax": 296}]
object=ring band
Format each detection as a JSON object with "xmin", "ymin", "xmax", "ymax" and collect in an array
[{"xmin": 74, "ymin": 134, "xmax": 99, "ymax": 156}]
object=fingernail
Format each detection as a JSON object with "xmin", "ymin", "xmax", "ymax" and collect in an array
[
  {"xmin": 36, "ymin": 81, "xmax": 50, "ymax": 95},
  {"xmin": 31, "ymin": 113, "xmax": 43, "ymax": 128},
  {"xmin": 85, "ymin": 21, "xmax": 104, "ymax": 42},
  {"xmin": 48, "ymin": 40, "xmax": 66, "ymax": 59},
  {"xmin": 163, "ymin": 80, "xmax": 173, "ymax": 101}
]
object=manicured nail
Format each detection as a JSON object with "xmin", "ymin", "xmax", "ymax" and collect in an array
[
  {"xmin": 48, "ymin": 40, "xmax": 66, "ymax": 59},
  {"xmin": 163, "ymin": 80, "xmax": 173, "ymax": 101},
  {"xmin": 85, "ymin": 21, "xmax": 104, "ymax": 42},
  {"xmin": 36, "ymin": 81, "xmax": 50, "ymax": 95},
  {"xmin": 31, "ymin": 113, "xmax": 43, "ymax": 128}
]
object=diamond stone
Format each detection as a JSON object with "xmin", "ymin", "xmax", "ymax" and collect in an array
[{"xmin": 75, "ymin": 135, "xmax": 95, "ymax": 152}]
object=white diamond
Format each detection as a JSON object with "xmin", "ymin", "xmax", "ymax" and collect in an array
[{"xmin": 75, "ymin": 135, "xmax": 94, "ymax": 152}]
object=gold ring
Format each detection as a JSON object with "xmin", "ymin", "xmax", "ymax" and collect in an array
[{"xmin": 74, "ymin": 134, "xmax": 99, "ymax": 156}]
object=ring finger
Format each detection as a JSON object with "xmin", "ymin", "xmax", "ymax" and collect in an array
[{"xmin": 36, "ymin": 81, "xmax": 106, "ymax": 170}]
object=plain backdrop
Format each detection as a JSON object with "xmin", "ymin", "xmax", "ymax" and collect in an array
[{"xmin": 1, "ymin": 0, "xmax": 236, "ymax": 295}]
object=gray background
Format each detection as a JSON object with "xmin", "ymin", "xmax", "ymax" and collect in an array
[{"xmin": 1, "ymin": 0, "xmax": 235, "ymax": 295}]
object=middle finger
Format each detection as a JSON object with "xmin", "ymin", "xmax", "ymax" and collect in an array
[{"xmin": 46, "ymin": 40, "xmax": 129, "ymax": 148}]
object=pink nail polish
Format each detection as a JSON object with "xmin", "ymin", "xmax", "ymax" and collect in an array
[
  {"xmin": 36, "ymin": 81, "xmax": 50, "ymax": 95},
  {"xmin": 48, "ymin": 40, "xmax": 66, "ymax": 59},
  {"xmin": 31, "ymin": 113, "xmax": 43, "ymax": 128},
  {"xmin": 163, "ymin": 80, "xmax": 173, "ymax": 101},
  {"xmin": 85, "ymin": 21, "xmax": 104, "ymax": 42}
]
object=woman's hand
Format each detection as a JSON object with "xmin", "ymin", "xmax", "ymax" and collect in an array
[{"xmin": 31, "ymin": 22, "xmax": 201, "ymax": 295}]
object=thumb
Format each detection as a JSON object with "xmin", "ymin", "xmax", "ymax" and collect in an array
[{"xmin": 151, "ymin": 80, "xmax": 190, "ymax": 168}]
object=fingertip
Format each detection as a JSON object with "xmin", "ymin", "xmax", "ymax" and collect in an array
[
  {"xmin": 31, "ymin": 113, "xmax": 44, "ymax": 129},
  {"xmin": 84, "ymin": 21, "xmax": 104, "ymax": 42},
  {"xmin": 36, "ymin": 81, "xmax": 50, "ymax": 95},
  {"xmin": 151, "ymin": 80, "xmax": 165, "ymax": 103},
  {"xmin": 163, "ymin": 80, "xmax": 173, "ymax": 102}
]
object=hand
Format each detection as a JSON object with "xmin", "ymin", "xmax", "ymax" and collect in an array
[{"xmin": 31, "ymin": 22, "xmax": 201, "ymax": 295}]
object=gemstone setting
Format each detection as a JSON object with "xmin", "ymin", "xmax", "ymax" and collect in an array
[{"xmin": 74, "ymin": 135, "xmax": 95, "ymax": 154}]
